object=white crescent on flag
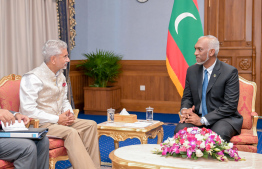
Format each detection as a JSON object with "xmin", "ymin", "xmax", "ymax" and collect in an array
[{"xmin": 174, "ymin": 12, "xmax": 197, "ymax": 34}]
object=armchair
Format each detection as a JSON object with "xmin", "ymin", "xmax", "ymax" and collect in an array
[
  {"xmin": 230, "ymin": 76, "xmax": 258, "ymax": 153},
  {"xmin": 0, "ymin": 74, "xmax": 79, "ymax": 169}
]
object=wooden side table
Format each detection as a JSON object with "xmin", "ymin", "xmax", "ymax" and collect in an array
[{"xmin": 97, "ymin": 120, "xmax": 164, "ymax": 149}]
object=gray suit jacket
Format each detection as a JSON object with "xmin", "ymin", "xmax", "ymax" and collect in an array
[{"xmin": 181, "ymin": 59, "xmax": 243, "ymax": 134}]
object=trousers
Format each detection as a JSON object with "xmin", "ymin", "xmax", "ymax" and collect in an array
[
  {"xmin": 0, "ymin": 137, "xmax": 49, "ymax": 169},
  {"xmin": 40, "ymin": 119, "xmax": 100, "ymax": 169}
]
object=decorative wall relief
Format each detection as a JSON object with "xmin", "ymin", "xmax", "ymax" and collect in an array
[
  {"xmin": 219, "ymin": 58, "xmax": 231, "ymax": 65},
  {"xmin": 239, "ymin": 59, "xmax": 251, "ymax": 70}
]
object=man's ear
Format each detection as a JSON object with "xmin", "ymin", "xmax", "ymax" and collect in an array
[
  {"xmin": 50, "ymin": 56, "xmax": 56, "ymax": 64},
  {"xmin": 209, "ymin": 49, "xmax": 215, "ymax": 56}
]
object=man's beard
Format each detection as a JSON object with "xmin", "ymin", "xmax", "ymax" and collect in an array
[{"xmin": 196, "ymin": 50, "xmax": 210, "ymax": 65}]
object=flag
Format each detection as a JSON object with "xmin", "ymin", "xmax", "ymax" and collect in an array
[{"xmin": 166, "ymin": 0, "xmax": 203, "ymax": 97}]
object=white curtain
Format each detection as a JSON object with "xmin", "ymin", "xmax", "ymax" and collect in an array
[{"xmin": 0, "ymin": 0, "xmax": 58, "ymax": 78}]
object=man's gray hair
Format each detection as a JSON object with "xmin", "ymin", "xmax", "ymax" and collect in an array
[
  {"xmin": 42, "ymin": 40, "xmax": 67, "ymax": 63},
  {"xmin": 199, "ymin": 35, "xmax": 219, "ymax": 56}
]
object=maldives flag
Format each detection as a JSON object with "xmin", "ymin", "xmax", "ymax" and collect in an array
[{"xmin": 166, "ymin": 0, "xmax": 203, "ymax": 97}]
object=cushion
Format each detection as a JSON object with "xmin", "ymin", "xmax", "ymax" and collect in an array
[
  {"xmin": 49, "ymin": 147, "xmax": 67, "ymax": 158},
  {"xmin": 233, "ymin": 144, "xmax": 257, "ymax": 153},
  {"xmin": 237, "ymin": 80, "xmax": 254, "ymax": 129},
  {"xmin": 0, "ymin": 80, "xmax": 21, "ymax": 112},
  {"xmin": 49, "ymin": 138, "xmax": 65, "ymax": 149},
  {"xmin": 230, "ymin": 129, "xmax": 258, "ymax": 145}
]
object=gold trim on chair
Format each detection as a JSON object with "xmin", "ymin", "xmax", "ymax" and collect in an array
[
  {"xmin": 49, "ymin": 156, "xmax": 69, "ymax": 169},
  {"xmin": 0, "ymin": 74, "xmax": 21, "ymax": 87}
]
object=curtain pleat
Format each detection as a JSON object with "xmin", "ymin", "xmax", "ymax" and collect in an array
[{"xmin": 0, "ymin": 0, "xmax": 58, "ymax": 78}]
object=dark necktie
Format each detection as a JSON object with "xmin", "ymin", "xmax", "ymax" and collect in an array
[{"xmin": 201, "ymin": 70, "xmax": 208, "ymax": 116}]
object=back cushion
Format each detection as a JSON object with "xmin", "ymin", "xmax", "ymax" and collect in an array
[
  {"xmin": 237, "ymin": 80, "xmax": 253, "ymax": 129},
  {"xmin": 0, "ymin": 80, "xmax": 21, "ymax": 112}
]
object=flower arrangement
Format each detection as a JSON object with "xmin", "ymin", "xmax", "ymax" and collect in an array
[{"xmin": 153, "ymin": 127, "xmax": 244, "ymax": 162}]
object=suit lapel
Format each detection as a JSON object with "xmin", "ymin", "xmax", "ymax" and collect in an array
[
  {"xmin": 197, "ymin": 65, "xmax": 203, "ymax": 100},
  {"xmin": 206, "ymin": 60, "xmax": 221, "ymax": 94}
]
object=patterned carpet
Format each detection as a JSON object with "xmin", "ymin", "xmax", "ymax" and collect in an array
[{"xmin": 55, "ymin": 112, "xmax": 262, "ymax": 169}]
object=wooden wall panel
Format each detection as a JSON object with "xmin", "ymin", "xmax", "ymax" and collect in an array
[
  {"xmin": 69, "ymin": 60, "xmax": 182, "ymax": 114},
  {"xmin": 224, "ymin": 0, "xmax": 246, "ymax": 41},
  {"xmin": 115, "ymin": 60, "xmax": 181, "ymax": 114}
]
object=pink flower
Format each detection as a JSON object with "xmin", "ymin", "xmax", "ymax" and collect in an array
[
  {"xmin": 187, "ymin": 134, "xmax": 197, "ymax": 142},
  {"xmin": 62, "ymin": 82, "xmax": 66, "ymax": 87},
  {"xmin": 162, "ymin": 147, "xmax": 168, "ymax": 156},
  {"xmin": 217, "ymin": 151, "xmax": 224, "ymax": 156},
  {"xmin": 180, "ymin": 139, "xmax": 185, "ymax": 144},
  {"xmin": 192, "ymin": 127, "xmax": 199, "ymax": 130},
  {"xmin": 216, "ymin": 135, "xmax": 221, "ymax": 144},
  {"xmin": 171, "ymin": 145, "xmax": 180, "ymax": 154},
  {"xmin": 196, "ymin": 140, "xmax": 202, "ymax": 146},
  {"xmin": 189, "ymin": 141, "xmax": 196, "ymax": 149},
  {"xmin": 179, "ymin": 146, "xmax": 186, "ymax": 152},
  {"xmin": 206, "ymin": 144, "xmax": 211, "ymax": 151},
  {"xmin": 187, "ymin": 148, "xmax": 193, "ymax": 158}
]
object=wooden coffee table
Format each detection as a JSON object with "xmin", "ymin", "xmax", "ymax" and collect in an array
[
  {"xmin": 110, "ymin": 144, "xmax": 262, "ymax": 168},
  {"xmin": 97, "ymin": 120, "xmax": 164, "ymax": 149}
]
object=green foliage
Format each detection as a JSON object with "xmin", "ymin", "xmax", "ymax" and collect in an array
[
  {"xmin": 77, "ymin": 50, "xmax": 122, "ymax": 87},
  {"xmin": 203, "ymin": 151, "xmax": 209, "ymax": 159}
]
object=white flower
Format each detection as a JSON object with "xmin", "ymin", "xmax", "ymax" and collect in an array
[
  {"xmin": 183, "ymin": 140, "xmax": 190, "ymax": 148},
  {"xmin": 204, "ymin": 133, "xmax": 209, "ymax": 139},
  {"xmin": 228, "ymin": 143, "xmax": 233, "ymax": 148},
  {"xmin": 200, "ymin": 142, "xmax": 205, "ymax": 148},
  {"xmin": 164, "ymin": 139, "xmax": 169, "ymax": 144},
  {"xmin": 187, "ymin": 128, "xmax": 193, "ymax": 133},
  {"xmin": 196, "ymin": 149, "xmax": 203, "ymax": 157},
  {"xmin": 195, "ymin": 134, "xmax": 204, "ymax": 141},
  {"xmin": 169, "ymin": 140, "xmax": 176, "ymax": 146}
]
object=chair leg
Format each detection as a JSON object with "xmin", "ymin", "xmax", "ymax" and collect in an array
[{"xmin": 49, "ymin": 158, "xmax": 56, "ymax": 169}]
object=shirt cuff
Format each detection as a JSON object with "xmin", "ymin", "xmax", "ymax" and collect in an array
[
  {"xmin": 49, "ymin": 116, "xmax": 60, "ymax": 124},
  {"xmin": 180, "ymin": 108, "xmax": 187, "ymax": 114},
  {"xmin": 200, "ymin": 117, "xmax": 210, "ymax": 126}
]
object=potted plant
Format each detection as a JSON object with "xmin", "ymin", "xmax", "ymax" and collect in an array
[{"xmin": 77, "ymin": 50, "xmax": 122, "ymax": 114}]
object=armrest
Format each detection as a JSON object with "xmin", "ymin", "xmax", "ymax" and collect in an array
[
  {"xmin": 73, "ymin": 109, "xmax": 79, "ymax": 119},
  {"xmin": 251, "ymin": 112, "xmax": 258, "ymax": 137},
  {"xmin": 25, "ymin": 118, "xmax": 39, "ymax": 128}
]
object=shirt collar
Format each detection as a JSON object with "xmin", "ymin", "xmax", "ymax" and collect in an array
[{"xmin": 203, "ymin": 59, "xmax": 217, "ymax": 74}]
